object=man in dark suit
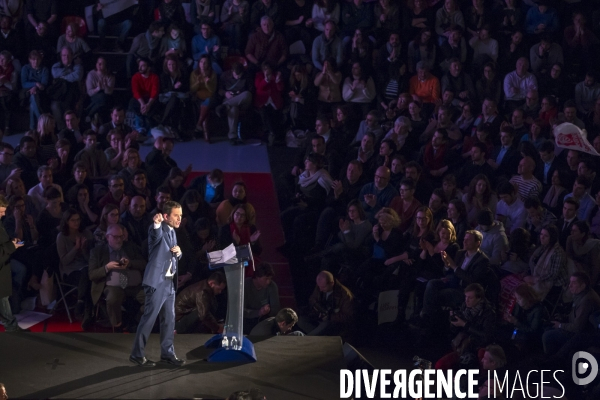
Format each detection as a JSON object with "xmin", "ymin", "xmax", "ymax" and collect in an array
[
  {"xmin": 130, "ymin": 201, "xmax": 185, "ymax": 367},
  {"xmin": 419, "ymin": 230, "xmax": 495, "ymax": 322},
  {"xmin": 556, "ymin": 198, "xmax": 579, "ymax": 248},
  {"xmin": 488, "ymin": 126, "xmax": 520, "ymax": 181},
  {"xmin": 98, "ymin": 106, "xmax": 133, "ymax": 149},
  {"xmin": 0, "ymin": 195, "xmax": 25, "ymax": 332},
  {"xmin": 89, "ymin": 224, "xmax": 146, "ymax": 331},
  {"xmin": 538, "ymin": 140, "xmax": 564, "ymax": 195}
]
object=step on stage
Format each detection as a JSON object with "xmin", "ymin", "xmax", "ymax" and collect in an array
[{"xmin": 1, "ymin": 333, "xmax": 344, "ymax": 399}]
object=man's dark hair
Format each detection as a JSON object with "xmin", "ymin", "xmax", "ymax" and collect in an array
[
  {"xmin": 404, "ymin": 160, "xmax": 422, "ymax": 174},
  {"xmin": 563, "ymin": 99, "xmax": 577, "ymax": 110},
  {"xmin": 497, "ymin": 181, "xmax": 516, "ymax": 196},
  {"xmin": 539, "ymin": 140, "xmax": 555, "ymax": 153},
  {"xmin": 563, "ymin": 197, "xmax": 580, "ymax": 210},
  {"xmin": 111, "ymin": 105, "xmax": 125, "ymax": 114},
  {"xmin": 524, "ymin": 197, "xmax": 542, "ymax": 209},
  {"xmin": 399, "ymin": 178, "xmax": 415, "ymax": 190},
  {"xmin": 464, "ymin": 283, "xmax": 485, "ymax": 299},
  {"xmin": 432, "ymin": 188, "xmax": 448, "ymax": 204},
  {"xmin": 208, "ymin": 168, "xmax": 224, "ymax": 181},
  {"xmin": 571, "ymin": 271, "xmax": 591, "ymax": 288},
  {"xmin": 132, "ymin": 169, "xmax": 147, "ymax": 179},
  {"xmin": 231, "ymin": 62, "xmax": 244, "ymax": 75},
  {"xmin": 275, "ymin": 308, "xmax": 298, "ymax": 325},
  {"xmin": 19, "ymin": 135, "xmax": 35, "ymax": 148},
  {"xmin": 72, "ymin": 161, "xmax": 87, "ymax": 173},
  {"xmin": 311, "ymin": 134, "xmax": 325, "ymax": 144},
  {"xmin": 163, "ymin": 200, "xmax": 181, "ymax": 216},
  {"xmin": 208, "ymin": 271, "xmax": 226, "ymax": 285},
  {"xmin": 83, "ymin": 129, "xmax": 97, "ymax": 138},
  {"xmin": 472, "ymin": 142, "xmax": 487, "ymax": 155},
  {"xmin": 575, "ymin": 175, "xmax": 591, "ymax": 189},
  {"xmin": 149, "ymin": 21, "xmax": 164, "ymax": 34},
  {"xmin": 0, "ymin": 142, "xmax": 13, "ymax": 151},
  {"xmin": 156, "ymin": 185, "xmax": 171, "ymax": 195},
  {"xmin": 254, "ymin": 262, "xmax": 275, "ymax": 279},
  {"xmin": 500, "ymin": 126, "xmax": 515, "ymax": 136}
]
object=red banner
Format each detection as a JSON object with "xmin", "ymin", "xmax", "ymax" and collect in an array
[{"xmin": 554, "ymin": 122, "xmax": 600, "ymax": 156}]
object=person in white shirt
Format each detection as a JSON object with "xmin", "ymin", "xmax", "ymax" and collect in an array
[
  {"xmin": 503, "ymin": 57, "xmax": 537, "ymax": 110},
  {"xmin": 27, "ymin": 165, "xmax": 63, "ymax": 213},
  {"xmin": 496, "ymin": 181, "xmax": 527, "ymax": 235}
]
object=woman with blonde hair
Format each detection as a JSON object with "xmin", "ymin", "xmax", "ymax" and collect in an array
[
  {"xmin": 36, "ymin": 113, "xmax": 57, "ymax": 163},
  {"xmin": 419, "ymin": 219, "xmax": 460, "ymax": 279},
  {"xmin": 190, "ymin": 54, "xmax": 217, "ymax": 142}
]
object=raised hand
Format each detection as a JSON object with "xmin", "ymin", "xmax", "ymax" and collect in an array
[{"xmin": 154, "ymin": 213, "xmax": 164, "ymax": 224}]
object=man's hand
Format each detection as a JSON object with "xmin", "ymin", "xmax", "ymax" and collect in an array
[
  {"xmin": 332, "ymin": 180, "xmax": 343, "ymax": 198},
  {"xmin": 339, "ymin": 218, "xmax": 351, "ymax": 232},
  {"xmin": 291, "ymin": 166, "xmax": 302, "ymax": 176},
  {"xmin": 202, "ymin": 239, "xmax": 216, "ymax": 252},
  {"xmin": 259, "ymin": 304, "xmax": 271, "ymax": 317},
  {"xmin": 120, "ymin": 195, "xmax": 130, "ymax": 210},
  {"xmin": 154, "ymin": 213, "xmax": 164, "ymax": 224},
  {"xmin": 7, "ymin": 167, "xmax": 21, "ymax": 180},
  {"xmin": 451, "ymin": 316, "xmax": 466, "ymax": 327},
  {"xmin": 119, "ymin": 257, "xmax": 130, "ymax": 269},
  {"xmin": 170, "ymin": 245, "xmax": 181, "ymax": 255},
  {"xmin": 106, "ymin": 261, "xmax": 124, "ymax": 271},
  {"xmin": 12, "ymin": 238, "xmax": 24, "ymax": 249}
]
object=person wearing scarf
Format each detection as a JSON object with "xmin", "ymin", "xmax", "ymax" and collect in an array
[
  {"xmin": 525, "ymin": 225, "xmax": 568, "ymax": 301},
  {"xmin": 127, "ymin": 22, "xmax": 164, "ymax": 78},
  {"xmin": 216, "ymin": 182, "xmax": 256, "ymax": 227},
  {"xmin": 218, "ymin": 203, "xmax": 262, "ymax": 276}
]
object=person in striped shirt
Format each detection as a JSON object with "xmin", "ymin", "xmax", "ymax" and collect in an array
[{"xmin": 509, "ymin": 156, "xmax": 542, "ymax": 201}]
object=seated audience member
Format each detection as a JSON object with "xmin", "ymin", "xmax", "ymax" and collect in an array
[
  {"xmin": 558, "ymin": 100, "xmax": 586, "ymax": 130},
  {"xmin": 435, "ymin": 283, "xmax": 496, "ymax": 370},
  {"xmin": 0, "ymin": 50, "xmax": 16, "ymax": 135},
  {"xmin": 180, "ymin": 189, "xmax": 214, "ymax": 233},
  {"xmin": 566, "ymin": 221, "xmax": 600, "ymax": 287},
  {"xmin": 0, "ymin": 142, "xmax": 17, "ymax": 191},
  {"xmin": 13, "ymin": 135, "xmax": 42, "ymax": 189},
  {"xmin": 64, "ymin": 162, "xmax": 93, "ymax": 198},
  {"xmin": 286, "ymin": 63, "xmax": 316, "ymax": 132},
  {"xmin": 249, "ymin": 307, "xmax": 304, "ymax": 336},
  {"xmin": 440, "ymin": 59, "xmax": 475, "ymax": 108},
  {"xmin": 220, "ymin": 0, "xmax": 250, "ymax": 54},
  {"xmin": 529, "ymin": 34, "xmax": 563, "ymax": 76},
  {"xmin": 190, "ymin": 55, "xmax": 217, "ymax": 143},
  {"xmin": 121, "ymin": 196, "xmax": 152, "ymax": 248},
  {"xmin": 218, "ymin": 203, "xmax": 262, "ymax": 257},
  {"xmin": 85, "ymin": 57, "xmax": 115, "ymax": 122},
  {"xmin": 476, "ymin": 63, "xmax": 502, "ymax": 106},
  {"xmin": 352, "ymin": 111, "xmax": 383, "ymax": 145},
  {"xmin": 503, "ymin": 57, "xmax": 537, "ymax": 111},
  {"xmin": 419, "ymin": 230, "xmax": 492, "ymax": 322},
  {"xmin": 21, "ymin": 50, "xmax": 49, "ymax": 130},
  {"xmin": 496, "ymin": 181, "xmax": 527, "ymax": 236},
  {"xmin": 475, "ymin": 209, "xmax": 508, "ymax": 267},
  {"xmin": 542, "ymin": 272, "xmax": 600, "ymax": 355},
  {"xmin": 36, "ymin": 186, "xmax": 64, "ymax": 249},
  {"xmin": 56, "ymin": 209, "xmax": 94, "ymax": 328},
  {"xmin": 524, "ymin": 197, "xmax": 557, "ymax": 243},
  {"xmin": 192, "ymin": 23, "xmax": 221, "ymax": 73},
  {"xmin": 94, "ymin": 0, "xmax": 133, "ymax": 52},
  {"xmin": 525, "ymin": 224, "xmax": 567, "ymax": 301},
  {"xmin": 463, "ymin": 174, "xmax": 497, "ymax": 228},
  {"xmin": 418, "ymin": 219, "xmax": 460, "ymax": 282},
  {"xmin": 89, "ymin": 224, "xmax": 146, "ymax": 332},
  {"xmin": 129, "ymin": 58, "xmax": 160, "ymax": 136},
  {"xmin": 340, "ymin": 0, "xmax": 374, "ymax": 41},
  {"xmin": 314, "ymin": 58, "xmax": 343, "ymax": 112},
  {"xmin": 342, "ymin": 61, "xmax": 376, "ymax": 116},
  {"xmin": 429, "ymin": 189, "xmax": 448, "ymax": 227},
  {"xmin": 161, "ymin": 167, "xmax": 186, "ymax": 202},
  {"xmin": 104, "ymin": 130, "xmax": 126, "ymax": 171},
  {"xmin": 311, "ymin": 20, "xmax": 342, "ymax": 71},
  {"xmin": 145, "ymin": 137, "xmax": 191, "ymax": 191},
  {"xmin": 442, "ymin": 174, "xmax": 463, "ymax": 203},
  {"xmin": 56, "ymin": 21, "xmax": 90, "ymax": 62},
  {"xmin": 457, "ymin": 143, "xmax": 494, "ymax": 190},
  {"xmin": 127, "ymin": 21, "xmax": 164, "ymax": 78},
  {"xmin": 564, "ymin": 176, "xmax": 595, "ymax": 222},
  {"xmin": 27, "ymin": 165, "xmax": 63, "ymax": 213},
  {"xmin": 250, "ymin": 0, "xmax": 282, "ymax": 28},
  {"xmin": 216, "ymin": 62, "xmax": 252, "ymax": 145},
  {"xmin": 94, "ymin": 204, "xmax": 121, "ymax": 245},
  {"xmin": 98, "ymin": 106, "xmax": 133, "ymax": 148},
  {"xmin": 557, "ymin": 198, "xmax": 579, "ymax": 249},
  {"xmin": 575, "ymin": 71, "xmax": 600, "ymax": 116},
  {"xmin": 243, "ymin": 263, "xmax": 280, "ymax": 333},
  {"xmin": 437, "ymin": 27, "xmax": 465, "ymax": 73},
  {"xmin": 74, "ymin": 130, "xmax": 110, "ymax": 180},
  {"xmin": 158, "ymin": 56, "xmax": 189, "ymax": 132},
  {"xmin": 254, "ymin": 62, "xmax": 284, "ymax": 146},
  {"xmin": 524, "ymin": 0, "xmax": 558, "ymax": 36},
  {"xmin": 97, "ymin": 175, "xmax": 128, "ymax": 214},
  {"xmin": 543, "ymin": 170, "xmax": 569, "ymax": 221},
  {"xmin": 506, "ymin": 283, "xmax": 547, "ymax": 351},
  {"xmin": 58, "ymin": 111, "xmax": 83, "ymax": 154},
  {"xmin": 216, "ymin": 182, "xmax": 255, "ymax": 227},
  {"xmin": 150, "ymin": 186, "xmax": 171, "ymax": 215},
  {"xmin": 389, "ymin": 178, "xmax": 421, "ymax": 233},
  {"xmin": 50, "ymin": 47, "xmax": 83, "ymax": 130},
  {"xmin": 297, "ymin": 271, "xmax": 354, "ymax": 338},
  {"xmin": 188, "ymin": 168, "xmax": 225, "ymax": 207},
  {"xmin": 498, "ymin": 227, "xmax": 532, "ymax": 276},
  {"xmin": 174, "ymin": 271, "xmax": 227, "ymax": 334},
  {"xmin": 420, "ymin": 105, "xmax": 461, "ymax": 144},
  {"xmin": 409, "ymin": 61, "xmax": 440, "ymax": 105},
  {"xmin": 159, "ymin": 24, "xmax": 187, "ymax": 62},
  {"xmin": 343, "ymin": 28, "xmax": 373, "ymax": 72},
  {"xmin": 358, "ymin": 166, "xmax": 398, "ymax": 222},
  {"xmin": 312, "ymin": 0, "xmax": 340, "ymax": 34},
  {"xmin": 510, "ymin": 157, "xmax": 542, "ymax": 202},
  {"xmin": 67, "ymin": 184, "xmax": 98, "ymax": 228},
  {"xmin": 245, "ymin": 16, "xmax": 287, "ymax": 69}
]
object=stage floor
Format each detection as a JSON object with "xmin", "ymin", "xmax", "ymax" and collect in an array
[{"xmin": 1, "ymin": 333, "xmax": 345, "ymax": 399}]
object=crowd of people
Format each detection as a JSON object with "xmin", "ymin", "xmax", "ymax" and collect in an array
[{"xmin": 0, "ymin": 0, "xmax": 599, "ymax": 398}]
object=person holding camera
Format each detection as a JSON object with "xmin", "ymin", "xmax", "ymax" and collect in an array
[
  {"xmin": 89, "ymin": 224, "xmax": 146, "ymax": 332},
  {"xmin": 435, "ymin": 283, "xmax": 496, "ymax": 370}
]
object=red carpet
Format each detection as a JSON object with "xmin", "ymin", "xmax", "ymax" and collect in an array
[{"xmin": 1, "ymin": 172, "xmax": 293, "ymax": 332}]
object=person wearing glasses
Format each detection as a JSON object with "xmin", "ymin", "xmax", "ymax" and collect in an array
[{"xmin": 97, "ymin": 175, "xmax": 129, "ymax": 214}]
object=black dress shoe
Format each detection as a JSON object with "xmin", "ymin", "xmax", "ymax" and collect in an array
[
  {"xmin": 160, "ymin": 356, "xmax": 185, "ymax": 366},
  {"xmin": 129, "ymin": 356, "xmax": 156, "ymax": 367}
]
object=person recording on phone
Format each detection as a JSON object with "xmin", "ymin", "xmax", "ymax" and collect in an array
[
  {"xmin": 130, "ymin": 201, "xmax": 185, "ymax": 367},
  {"xmin": 89, "ymin": 224, "xmax": 146, "ymax": 332}
]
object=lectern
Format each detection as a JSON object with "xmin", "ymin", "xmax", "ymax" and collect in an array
[{"xmin": 204, "ymin": 244, "xmax": 257, "ymax": 362}]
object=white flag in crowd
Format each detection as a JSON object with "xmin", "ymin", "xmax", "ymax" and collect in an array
[{"xmin": 554, "ymin": 122, "xmax": 600, "ymax": 157}]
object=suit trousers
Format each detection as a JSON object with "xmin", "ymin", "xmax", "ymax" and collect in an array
[{"xmin": 131, "ymin": 279, "xmax": 176, "ymax": 359}]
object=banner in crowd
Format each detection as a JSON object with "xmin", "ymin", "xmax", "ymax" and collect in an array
[
  {"xmin": 554, "ymin": 122, "xmax": 600, "ymax": 156},
  {"xmin": 101, "ymin": 0, "xmax": 139, "ymax": 18}
]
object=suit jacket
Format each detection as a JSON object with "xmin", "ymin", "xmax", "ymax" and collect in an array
[
  {"xmin": 453, "ymin": 250, "xmax": 499, "ymax": 304},
  {"xmin": 143, "ymin": 221, "xmax": 181, "ymax": 291},
  {"xmin": 537, "ymin": 157, "xmax": 565, "ymax": 189},
  {"xmin": 491, "ymin": 145, "xmax": 520, "ymax": 179},
  {"xmin": 557, "ymin": 216, "xmax": 578, "ymax": 249},
  {"xmin": 188, "ymin": 174, "xmax": 225, "ymax": 205},
  {"xmin": 88, "ymin": 242, "xmax": 146, "ymax": 304}
]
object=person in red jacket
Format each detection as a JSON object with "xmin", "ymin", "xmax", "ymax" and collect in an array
[
  {"xmin": 254, "ymin": 62, "xmax": 284, "ymax": 146},
  {"xmin": 129, "ymin": 58, "xmax": 160, "ymax": 137}
]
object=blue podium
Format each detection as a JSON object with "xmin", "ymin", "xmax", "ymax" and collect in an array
[{"xmin": 204, "ymin": 244, "xmax": 257, "ymax": 363}]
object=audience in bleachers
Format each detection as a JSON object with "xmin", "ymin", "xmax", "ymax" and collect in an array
[{"xmin": 0, "ymin": 2, "xmax": 599, "ymax": 398}]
